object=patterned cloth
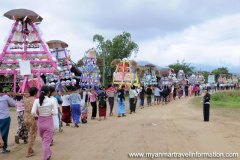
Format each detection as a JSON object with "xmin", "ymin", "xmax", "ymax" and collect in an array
[
  {"xmin": 24, "ymin": 96, "xmax": 37, "ymax": 150},
  {"xmin": 15, "ymin": 100, "xmax": 25, "ymax": 112},
  {"xmin": 38, "ymin": 115, "xmax": 54, "ymax": 160},
  {"xmin": 61, "ymin": 106, "xmax": 72, "ymax": 123},
  {"xmin": 16, "ymin": 111, "xmax": 28, "ymax": 140},
  {"xmin": 98, "ymin": 91, "xmax": 107, "ymax": 117}
]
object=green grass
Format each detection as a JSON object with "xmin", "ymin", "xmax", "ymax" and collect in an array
[{"xmin": 191, "ymin": 91, "xmax": 240, "ymax": 108}]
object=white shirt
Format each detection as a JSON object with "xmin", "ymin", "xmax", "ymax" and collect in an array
[
  {"xmin": 61, "ymin": 95, "xmax": 70, "ymax": 106},
  {"xmin": 129, "ymin": 89, "xmax": 138, "ymax": 98},
  {"xmin": 31, "ymin": 96, "xmax": 58, "ymax": 117},
  {"xmin": 50, "ymin": 96, "xmax": 59, "ymax": 116}
]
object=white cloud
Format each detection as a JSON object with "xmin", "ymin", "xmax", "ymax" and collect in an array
[
  {"xmin": 1, "ymin": 0, "xmax": 240, "ymax": 69},
  {"xmin": 135, "ymin": 14, "xmax": 240, "ymax": 67}
]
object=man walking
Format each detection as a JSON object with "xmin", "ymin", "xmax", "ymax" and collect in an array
[{"xmin": 203, "ymin": 89, "xmax": 211, "ymax": 122}]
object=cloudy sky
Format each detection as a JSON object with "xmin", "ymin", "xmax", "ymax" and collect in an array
[{"xmin": 1, "ymin": 0, "xmax": 240, "ymax": 71}]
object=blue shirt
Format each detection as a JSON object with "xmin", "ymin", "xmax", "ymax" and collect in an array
[
  {"xmin": 154, "ymin": 88, "xmax": 160, "ymax": 96},
  {"xmin": 69, "ymin": 93, "xmax": 81, "ymax": 105},
  {"xmin": 0, "ymin": 95, "xmax": 16, "ymax": 119}
]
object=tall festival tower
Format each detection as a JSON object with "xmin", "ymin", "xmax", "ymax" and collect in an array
[{"xmin": 0, "ymin": 9, "xmax": 57, "ymax": 93}]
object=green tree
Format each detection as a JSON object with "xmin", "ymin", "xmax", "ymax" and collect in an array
[
  {"xmin": 93, "ymin": 32, "xmax": 139, "ymax": 87},
  {"xmin": 212, "ymin": 67, "xmax": 229, "ymax": 81},
  {"xmin": 202, "ymin": 71, "xmax": 210, "ymax": 82},
  {"xmin": 168, "ymin": 60, "xmax": 194, "ymax": 77}
]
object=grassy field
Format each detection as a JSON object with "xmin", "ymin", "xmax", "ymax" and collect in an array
[{"xmin": 191, "ymin": 91, "xmax": 240, "ymax": 108}]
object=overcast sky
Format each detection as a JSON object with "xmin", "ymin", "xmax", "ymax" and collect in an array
[{"xmin": 1, "ymin": 0, "xmax": 240, "ymax": 69}]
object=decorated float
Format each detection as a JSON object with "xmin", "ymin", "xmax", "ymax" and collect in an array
[
  {"xmin": 177, "ymin": 70, "xmax": 186, "ymax": 85},
  {"xmin": 188, "ymin": 74, "xmax": 196, "ymax": 85},
  {"xmin": 196, "ymin": 72, "xmax": 205, "ymax": 84},
  {"xmin": 79, "ymin": 49, "xmax": 101, "ymax": 88},
  {"xmin": 46, "ymin": 40, "xmax": 79, "ymax": 91},
  {"xmin": 141, "ymin": 64, "xmax": 158, "ymax": 86},
  {"xmin": 232, "ymin": 75, "xmax": 239, "ymax": 85},
  {"xmin": 0, "ymin": 9, "xmax": 57, "ymax": 93},
  {"xmin": 159, "ymin": 68, "xmax": 177, "ymax": 86},
  {"xmin": 218, "ymin": 74, "xmax": 227, "ymax": 88},
  {"xmin": 207, "ymin": 74, "xmax": 215, "ymax": 84},
  {"xmin": 112, "ymin": 58, "xmax": 140, "ymax": 87}
]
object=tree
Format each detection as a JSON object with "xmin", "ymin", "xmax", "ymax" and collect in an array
[
  {"xmin": 212, "ymin": 67, "xmax": 229, "ymax": 81},
  {"xmin": 168, "ymin": 60, "xmax": 194, "ymax": 77},
  {"xmin": 202, "ymin": 71, "xmax": 210, "ymax": 82},
  {"xmin": 93, "ymin": 32, "xmax": 139, "ymax": 87}
]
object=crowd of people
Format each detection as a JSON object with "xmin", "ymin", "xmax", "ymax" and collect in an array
[{"xmin": 0, "ymin": 81, "xmax": 238, "ymax": 160}]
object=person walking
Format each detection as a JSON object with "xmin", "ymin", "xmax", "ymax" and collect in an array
[
  {"xmin": 154, "ymin": 86, "xmax": 161, "ymax": 105},
  {"xmin": 49, "ymin": 87, "xmax": 61, "ymax": 132},
  {"xmin": 173, "ymin": 85, "xmax": 177, "ymax": 100},
  {"xmin": 0, "ymin": 86, "xmax": 15, "ymax": 154},
  {"xmin": 129, "ymin": 86, "xmax": 138, "ymax": 114},
  {"xmin": 61, "ymin": 93, "xmax": 71, "ymax": 126},
  {"xmin": 106, "ymin": 84, "xmax": 115, "ymax": 116},
  {"xmin": 161, "ymin": 86, "xmax": 168, "ymax": 105},
  {"xmin": 178, "ymin": 85, "xmax": 183, "ymax": 99},
  {"xmin": 117, "ymin": 85, "xmax": 126, "ymax": 117},
  {"xmin": 139, "ymin": 86, "xmax": 145, "ymax": 109},
  {"xmin": 31, "ymin": 86, "xmax": 58, "ymax": 160},
  {"xmin": 146, "ymin": 86, "xmax": 152, "ymax": 106},
  {"xmin": 14, "ymin": 95, "xmax": 28, "ymax": 144},
  {"xmin": 203, "ymin": 89, "xmax": 211, "ymax": 122},
  {"xmin": 79, "ymin": 88, "xmax": 89, "ymax": 124},
  {"xmin": 193, "ymin": 85, "xmax": 199, "ymax": 96},
  {"xmin": 69, "ymin": 88, "xmax": 82, "ymax": 127},
  {"xmin": 24, "ymin": 87, "xmax": 38, "ymax": 158},
  {"xmin": 98, "ymin": 87, "xmax": 108, "ymax": 121},
  {"xmin": 88, "ymin": 88, "xmax": 98, "ymax": 119}
]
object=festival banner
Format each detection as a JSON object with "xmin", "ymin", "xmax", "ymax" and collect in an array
[
  {"xmin": 19, "ymin": 60, "xmax": 31, "ymax": 76},
  {"xmin": 113, "ymin": 72, "xmax": 134, "ymax": 82}
]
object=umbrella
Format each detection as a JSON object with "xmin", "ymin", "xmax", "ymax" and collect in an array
[
  {"xmin": 4, "ymin": 9, "xmax": 43, "ymax": 22},
  {"xmin": 160, "ymin": 68, "xmax": 170, "ymax": 77},
  {"xmin": 47, "ymin": 40, "xmax": 68, "ymax": 49},
  {"xmin": 145, "ymin": 63, "xmax": 155, "ymax": 67}
]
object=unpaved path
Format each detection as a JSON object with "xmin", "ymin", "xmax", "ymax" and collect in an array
[{"xmin": 1, "ymin": 97, "xmax": 240, "ymax": 160}]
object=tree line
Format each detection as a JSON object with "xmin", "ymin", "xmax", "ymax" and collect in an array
[{"xmin": 77, "ymin": 32, "xmax": 235, "ymax": 87}]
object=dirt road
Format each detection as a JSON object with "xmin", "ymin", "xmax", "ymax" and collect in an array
[{"xmin": 1, "ymin": 97, "xmax": 240, "ymax": 160}]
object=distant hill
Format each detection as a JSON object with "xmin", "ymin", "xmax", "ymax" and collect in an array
[
  {"xmin": 137, "ymin": 61, "xmax": 240, "ymax": 75},
  {"xmin": 193, "ymin": 63, "xmax": 240, "ymax": 75},
  {"xmin": 137, "ymin": 61, "xmax": 165, "ymax": 70}
]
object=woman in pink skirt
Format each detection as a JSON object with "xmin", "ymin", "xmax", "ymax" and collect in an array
[{"xmin": 31, "ymin": 86, "xmax": 58, "ymax": 160}]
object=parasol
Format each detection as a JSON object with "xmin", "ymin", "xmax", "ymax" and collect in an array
[
  {"xmin": 47, "ymin": 40, "xmax": 69, "ymax": 49},
  {"xmin": 4, "ymin": 9, "xmax": 43, "ymax": 22},
  {"xmin": 145, "ymin": 63, "xmax": 155, "ymax": 67}
]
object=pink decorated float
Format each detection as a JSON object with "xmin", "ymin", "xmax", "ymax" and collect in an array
[{"xmin": 0, "ymin": 9, "xmax": 57, "ymax": 93}]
